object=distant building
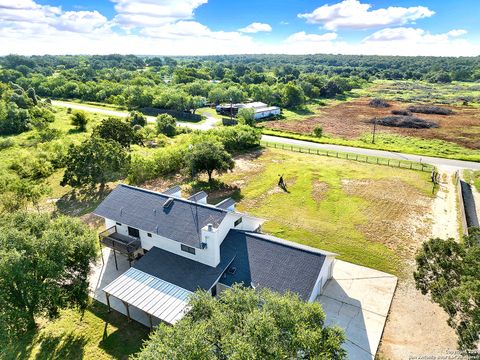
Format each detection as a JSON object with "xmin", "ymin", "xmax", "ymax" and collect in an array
[{"xmin": 216, "ymin": 101, "xmax": 281, "ymax": 120}]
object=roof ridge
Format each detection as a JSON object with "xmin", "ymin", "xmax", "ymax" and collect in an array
[
  {"xmin": 119, "ymin": 184, "xmax": 227, "ymax": 213},
  {"xmin": 231, "ymin": 229, "xmax": 337, "ymax": 257}
]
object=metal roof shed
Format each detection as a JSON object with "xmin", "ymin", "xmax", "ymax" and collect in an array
[{"xmin": 103, "ymin": 267, "xmax": 192, "ymax": 328}]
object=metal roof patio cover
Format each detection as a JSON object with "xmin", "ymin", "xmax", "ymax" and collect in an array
[{"xmin": 103, "ymin": 267, "xmax": 192, "ymax": 324}]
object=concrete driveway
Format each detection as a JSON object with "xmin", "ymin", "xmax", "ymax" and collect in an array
[{"xmin": 318, "ymin": 260, "xmax": 397, "ymax": 360}]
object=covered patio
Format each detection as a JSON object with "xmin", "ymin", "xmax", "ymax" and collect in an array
[{"xmin": 103, "ymin": 267, "xmax": 192, "ymax": 329}]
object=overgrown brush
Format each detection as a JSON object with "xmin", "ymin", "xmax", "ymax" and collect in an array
[
  {"xmin": 370, "ymin": 116, "xmax": 439, "ymax": 129},
  {"xmin": 407, "ymin": 105, "xmax": 453, "ymax": 115}
]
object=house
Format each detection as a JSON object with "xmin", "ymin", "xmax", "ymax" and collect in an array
[
  {"xmin": 216, "ymin": 101, "xmax": 281, "ymax": 120},
  {"xmin": 94, "ymin": 184, "xmax": 336, "ymax": 327}
]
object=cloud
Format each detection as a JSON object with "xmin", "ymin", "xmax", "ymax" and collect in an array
[
  {"xmin": 363, "ymin": 27, "xmax": 468, "ymax": 43},
  {"xmin": 0, "ymin": 0, "xmax": 108, "ymax": 33},
  {"xmin": 285, "ymin": 31, "xmax": 338, "ymax": 43},
  {"xmin": 239, "ymin": 22, "xmax": 272, "ymax": 33},
  {"xmin": 111, "ymin": 0, "xmax": 208, "ymax": 28},
  {"xmin": 298, "ymin": 0, "xmax": 434, "ymax": 30}
]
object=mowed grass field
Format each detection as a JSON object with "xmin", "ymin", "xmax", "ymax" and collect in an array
[
  {"xmin": 210, "ymin": 149, "xmax": 433, "ymax": 276},
  {"xmin": 0, "ymin": 301, "xmax": 149, "ymax": 360}
]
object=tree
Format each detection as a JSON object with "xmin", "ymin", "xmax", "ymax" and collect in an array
[
  {"xmin": 70, "ymin": 110, "xmax": 89, "ymax": 132},
  {"xmin": 0, "ymin": 211, "xmax": 97, "ymax": 335},
  {"xmin": 414, "ymin": 229, "xmax": 480, "ymax": 350},
  {"xmin": 135, "ymin": 285, "xmax": 345, "ymax": 359},
  {"xmin": 61, "ymin": 137, "xmax": 130, "ymax": 191},
  {"xmin": 128, "ymin": 111, "xmax": 147, "ymax": 127},
  {"xmin": 185, "ymin": 141, "xmax": 234, "ymax": 182},
  {"xmin": 237, "ymin": 107, "xmax": 256, "ymax": 126},
  {"xmin": 281, "ymin": 82, "xmax": 305, "ymax": 108},
  {"xmin": 93, "ymin": 117, "xmax": 142, "ymax": 148},
  {"xmin": 156, "ymin": 113, "xmax": 177, "ymax": 137},
  {"xmin": 313, "ymin": 126, "xmax": 323, "ymax": 137}
]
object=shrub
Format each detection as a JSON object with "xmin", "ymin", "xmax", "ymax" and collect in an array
[
  {"xmin": 369, "ymin": 98, "xmax": 391, "ymax": 108},
  {"xmin": 391, "ymin": 109, "xmax": 411, "ymax": 116},
  {"xmin": 313, "ymin": 126, "xmax": 323, "ymax": 137},
  {"xmin": 210, "ymin": 125, "xmax": 261, "ymax": 152},
  {"xmin": 70, "ymin": 111, "xmax": 89, "ymax": 132},
  {"xmin": 128, "ymin": 111, "xmax": 147, "ymax": 127},
  {"xmin": 37, "ymin": 127, "xmax": 62, "ymax": 142},
  {"xmin": 0, "ymin": 138, "xmax": 14, "ymax": 150},
  {"xmin": 370, "ymin": 116, "xmax": 439, "ymax": 129},
  {"xmin": 237, "ymin": 107, "xmax": 256, "ymax": 126},
  {"xmin": 156, "ymin": 114, "xmax": 177, "ymax": 137},
  {"xmin": 407, "ymin": 105, "xmax": 453, "ymax": 115}
]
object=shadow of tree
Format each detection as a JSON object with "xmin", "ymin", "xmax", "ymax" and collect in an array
[
  {"xmin": 35, "ymin": 333, "xmax": 87, "ymax": 360},
  {"xmin": 90, "ymin": 302, "xmax": 149, "ymax": 359},
  {"xmin": 55, "ymin": 187, "xmax": 111, "ymax": 217},
  {"xmin": 190, "ymin": 179, "xmax": 244, "ymax": 205},
  {"xmin": 0, "ymin": 329, "xmax": 37, "ymax": 360}
]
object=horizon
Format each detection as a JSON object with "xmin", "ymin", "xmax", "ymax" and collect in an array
[{"xmin": 1, "ymin": 0, "xmax": 479, "ymax": 57}]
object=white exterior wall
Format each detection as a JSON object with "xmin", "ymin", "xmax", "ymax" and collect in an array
[
  {"xmin": 105, "ymin": 218, "xmax": 220, "ymax": 267},
  {"xmin": 308, "ymin": 256, "xmax": 335, "ymax": 302},
  {"xmin": 254, "ymin": 108, "xmax": 281, "ymax": 120}
]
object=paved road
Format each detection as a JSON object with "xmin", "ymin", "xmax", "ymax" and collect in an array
[{"xmin": 53, "ymin": 100, "xmax": 480, "ymax": 170}]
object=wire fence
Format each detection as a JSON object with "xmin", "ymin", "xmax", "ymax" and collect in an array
[{"xmin": 261, "ymin": 141, "xmax": 435, "ymax": 173}]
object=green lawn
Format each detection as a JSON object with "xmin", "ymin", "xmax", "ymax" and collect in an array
[
  {"xmin": 0, "ymin": 301, "xmax": 149, "ymax": 360},
  {"xmin": 214, "ymin": 149, "xmax": 433, "ymax": 276}
]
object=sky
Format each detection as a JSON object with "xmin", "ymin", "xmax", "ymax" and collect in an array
[{"xmin": 0, "ymin": 0, "xmax": 479, "ymax": 56}]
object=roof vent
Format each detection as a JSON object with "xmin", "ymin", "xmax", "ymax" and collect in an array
[
  {"xmin": 163, "ymin": 198, "xmax": 174, "ymax": 209},
  {"xmin": 227, "ymin": 266, "xmax": 237, "ymax": 275},
  {"xmin": 207, "ymin": 223, "xmax": 213, "ymax": 231}
]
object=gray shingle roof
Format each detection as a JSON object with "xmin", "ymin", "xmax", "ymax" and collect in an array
[
  {"xmin": 94, "ymin": 184, "xmax": 228, "ymax": 248},
  {"xmin": 219, "ymin": 230, "xmax": 328, "ymax": 301},
  {"xmin": 187, "ymin": 191, "xmax": 208, "ymax": 202},
  {"xmin": 216, "ymin": 197, "xmax": 236, "ymax": 210},
  {"xmin": 133, "ymin": 246, "xmax": 235, "ymax": 292},
  {"xmin": 163, "ymin": 185, "xmax": 181, "ymax": 195}
]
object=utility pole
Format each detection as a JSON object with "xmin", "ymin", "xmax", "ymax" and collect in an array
[
  {"xmin": 372, "ymin": 119, "xmax": 377, "ymax": 144},
  {"xmin": 230, "ymin": 97, "xmax": 233, "ymax": 121}
]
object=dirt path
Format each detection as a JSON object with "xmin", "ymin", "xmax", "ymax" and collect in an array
[
  {"xmin": 378, "ymin": 166, "xmax": 460, "ymax": 359},
  {"xmin": 431, "ymin": 166, "xmax": 460, "ymax": 240}
]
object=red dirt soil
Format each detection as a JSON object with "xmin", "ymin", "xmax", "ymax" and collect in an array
[{"xmin": 263, "ymin": 98, "xmax": 480, "ymax": 149}]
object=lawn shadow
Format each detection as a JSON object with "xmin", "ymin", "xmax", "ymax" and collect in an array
[
  {"xmin": 55, "ymin": 187, "xmax": 111, "ymax": 217},
  {"xmin": 89, "ymin": 301, "xmax": 149, "ymax": 359},
  {"xmin": 190, "ymin": 179, "xmax": 244, "ymax": 205},
  {"xmin": 0, "ymin": 329, "xmax": 37, "ymax": 360},
  {"xmin": 35, "ymin": 332, "xmax": 87, "ymax": 360}
]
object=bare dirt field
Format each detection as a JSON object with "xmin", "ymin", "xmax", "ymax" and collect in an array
[{"xmin": 263, "ymin": 98, "xmax": 480, "ymax": 149}]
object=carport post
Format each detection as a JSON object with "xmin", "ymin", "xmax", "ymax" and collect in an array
[
  {"xmin": 148, "ymin": 313, "xmax": 153, "ymax": 330},
  {"xmin": 123, "ymin": 301, "xmax": 131, "ymax": 322},
  {"xmin": 113, "ymin": 249, "xmax": 118, "ymax": 271},
  {"xmin": 106, "ymin": 292, "xmax": 111, "ymax": 312}
]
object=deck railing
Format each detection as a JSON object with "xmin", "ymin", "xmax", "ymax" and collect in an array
[{"xmin": 99, "ymin": 226, "xmax": 141, "ymax": 255}]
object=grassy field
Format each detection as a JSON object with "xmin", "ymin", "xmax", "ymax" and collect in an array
[
  {"xmin": 192, "ymin": 148, "xmax": 434, "ymax": 276},
  {"xmin": 464, "ymin": 170, "xmax": 480, "ymax": 192},
  {"xmin": 261, "ymin": 80, "xmax": 480, "ymax": 162},
  {"xmin": 353, "ymin": 80, "xmax": 480, "ymax": 107},
  {"xmin": 0, "ymin": 301, "xmax": 149, "ymax": 360}
]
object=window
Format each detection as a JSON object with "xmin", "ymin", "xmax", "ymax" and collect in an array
[
  {"xmin": 128, "ymin": 226, "xmax": 140, "ymax": 238},
  {"xmin": 234, "ymin": 217, "xmax": 242, "ymax": 227},
  {"xmin": 147, "ymin": 233, "xmax": 152, "ymax": 237},
  {"xmin": 116, "ymin": 222, "xmax": 122, "ymax": 226},
  {"xmin": 181, "ymin": 244, "xmax": 196, "ymax": 255}
]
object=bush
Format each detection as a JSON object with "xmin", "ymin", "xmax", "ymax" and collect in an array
[
  {"xmin": 210, "ymin": 125, "xmax": 261, "ymax": 152},
  {"xmin": 128, "ymin": 111, "xmax": 147, "ymax": 127},
  {"xmin": 37, "ymin": 127, "xmax": 62, "ymax": 142},
  {"xmin": 0, "ymin": 138, "xmax": 14, "ymax": 150},
  {"xmin": 371, "ymin": 116, "xmax": 439, "ymax": 129},
  {"xmin": 313, "ymin": 126, "xmax": 323, "ymax": 137},
  {"xmin": 369, "ymin": 98, "xmax": 390, "ymax": 108},
  {"xmin": 391, "ymin": 109, "xmax": 411, "ymax": 116},
  {"xmin": 70, "ymin": 111, "xmax": 89, "ymax": 132},
  {"xmin": 156, "ymin": 114, "xmax": 177, "ymax": 137},
  {"xmin": 407, "ymin": 105, "xmax": 453, "ymax": 115},
  {"xmin": 237, "ymin": 107, "xmax": 256, "ymax": 126}
]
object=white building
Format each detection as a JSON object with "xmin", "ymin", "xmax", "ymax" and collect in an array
[{"xmin": 94, "ymin": 184, "xmax": 336, "ymax": 327}]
